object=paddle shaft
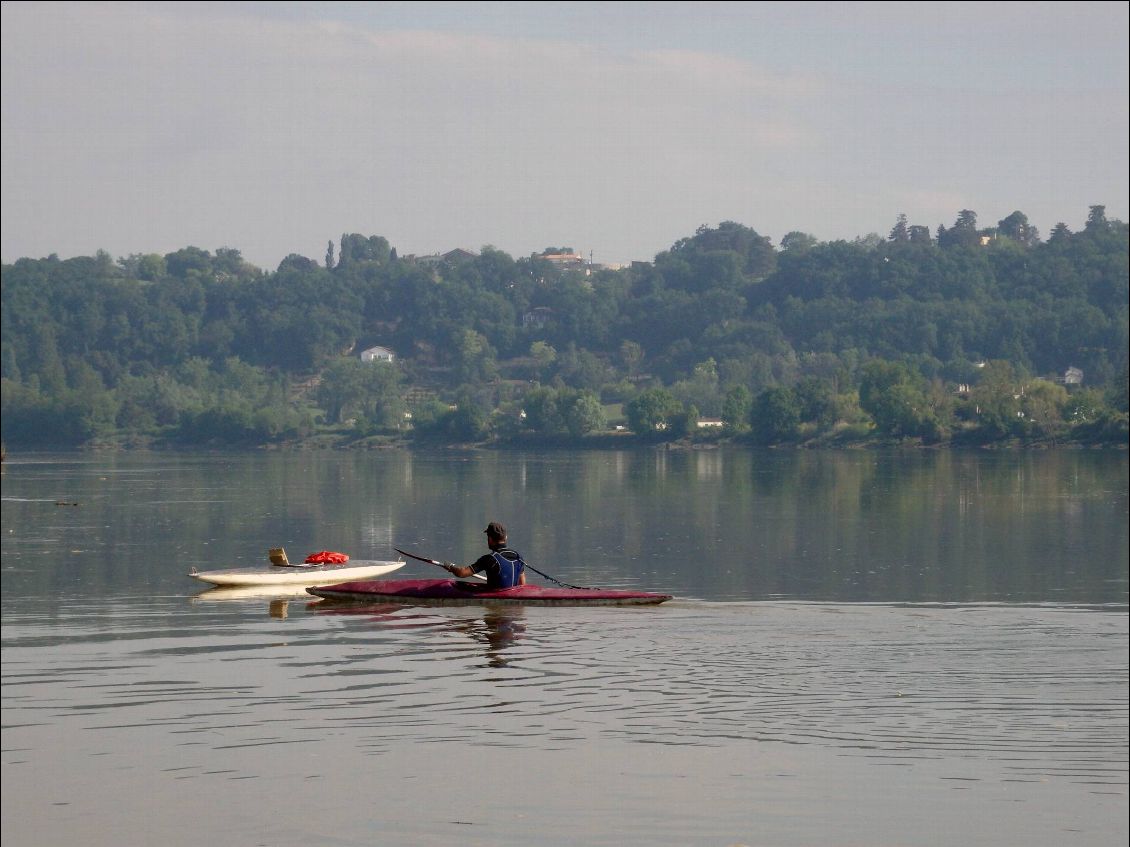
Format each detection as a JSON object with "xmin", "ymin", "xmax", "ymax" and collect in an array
[
  {"xmin": 395, "ymin": 547, "xmax": 589, "ymax": 589},
  {"xmin": 395, "ymin": 547, "xmax": 487, "ymax": 581},
  {"xmin": 394, "ymin": 547, "xmax": 446, "ymax": 567}
]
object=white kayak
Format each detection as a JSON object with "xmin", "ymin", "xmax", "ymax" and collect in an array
[
  {"xmin": 189, "ymin": 559, "xmax": 404, "ymax": 587},
  {"xmin": 191, "ymin": 584, "xmax": 320, "ymax": 602}
]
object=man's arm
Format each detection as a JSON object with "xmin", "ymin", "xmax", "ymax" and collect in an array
[
  {"xmin": 445, "ymin": 563, "xmax": 475, "ymax": 578},
  {"xmin": 443, "ymin": 553, "xmax": 490, "ymax": 579}
]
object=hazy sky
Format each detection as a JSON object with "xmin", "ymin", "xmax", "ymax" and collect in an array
[{"xmin": 2, "ymin": 1, "xmax": 1127, "ymax": 270}]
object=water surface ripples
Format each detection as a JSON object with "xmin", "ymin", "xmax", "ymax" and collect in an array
[
  {"xmin": 3, "ymin": 450, "xmax": 1127, "ymax": 846},
  {"xmin": 4, "ymin": 597, "xmax": 1125, "ymax": 793}
]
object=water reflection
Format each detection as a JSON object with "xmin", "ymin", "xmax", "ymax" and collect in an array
[
  {"xmin": 453, "ymin": 608, "xmax": 526, "ymax": 667},
  {"xmin": 191, "ymin": 585, "xmax": 317, "ymax": 618},
  {"xmin": 192, "ymin": 585, "xmax": 313, "ymax": 602},
  {"xmin": 3, "ymin": 451, "xmax": 1127, "ymax": 847},
  {"xmin": 314, "ymin": 603, "xmax": 527, "ymax": 668},
  {"xmin": 2, "ymin": 449, "xmax": 1125, "ymax": 605}
]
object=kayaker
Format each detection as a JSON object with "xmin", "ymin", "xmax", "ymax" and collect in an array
[{"xmin": 443, "ymin": 521, "xmax": 527, "ymax": 589}]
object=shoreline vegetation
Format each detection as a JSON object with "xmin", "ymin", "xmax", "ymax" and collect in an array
[
  {"xmin": 70, "ymin": 426, "xmax": 1120, "ymax": 453},
  {"xmin": 3, "ymin": 209, "xmax": 1127, "ymax": 453},
  {"xmin": 37, "ymin": 411, "xmax": 1130, "ymax": 458}
]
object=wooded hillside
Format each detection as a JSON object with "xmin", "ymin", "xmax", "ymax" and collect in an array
[{"xmin": 2, "ymin": 207, "xmax": 1126, "ymax": 448}]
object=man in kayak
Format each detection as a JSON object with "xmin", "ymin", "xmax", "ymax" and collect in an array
[{"xmin": 442, "ymin": 521, "xmax": 527, "ymax": 589}]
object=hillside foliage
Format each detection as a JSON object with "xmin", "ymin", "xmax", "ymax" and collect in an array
[{"xmin": 2, "ymin": 208, "xmax": 1127, "ymax": 448}]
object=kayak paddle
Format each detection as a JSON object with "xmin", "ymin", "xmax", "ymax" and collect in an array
[
  {"xmin": 395, "ymin": 546, "xmax": 589, "ymax": 590},
  {"xmin": 395, "ymin": 547, "xmax": 487, "ymax": 581}
]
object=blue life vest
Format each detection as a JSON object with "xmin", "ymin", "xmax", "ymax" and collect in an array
[{"xmin": 489, "ymin": 549, "xmax": 525, "ymax": 589}]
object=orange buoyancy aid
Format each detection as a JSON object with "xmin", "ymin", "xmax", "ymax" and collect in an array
[{"xmin": 304, "ymin": 551, "xmax": 350, "ymax": 564}]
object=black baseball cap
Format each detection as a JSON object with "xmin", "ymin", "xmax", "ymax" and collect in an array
[{"xmin": 483, "ymin": 521, "xmax": 506, "ymax": 538}]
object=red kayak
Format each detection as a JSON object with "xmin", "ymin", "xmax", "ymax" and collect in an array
[{"xmin": 307, "ymin": 578, "xmax": 672, "ymax": 606}]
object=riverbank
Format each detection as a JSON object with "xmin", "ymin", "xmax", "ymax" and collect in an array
[{"xmin": 17, "ymin": 422, "xmax": 1126, "ymax": 454}]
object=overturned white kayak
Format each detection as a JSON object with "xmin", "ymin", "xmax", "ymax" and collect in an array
[{"xmin": 189, "ymin": 559, "xmax": 404, "ymax": 587}]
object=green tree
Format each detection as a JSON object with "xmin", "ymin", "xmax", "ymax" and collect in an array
[
  {"xmin": 337, "ymin": 233, "xmax": 392, "ymax": 267},
  {"xmin": 794, "ymin": 376, "xmax": 838, "ymax": 429},
  {"xmin": 780, "ymin": 231, "xmax": 819, "ymax": 253},
  {"xmin": 669, "ymin": 403, "xmax": 700, "ymax": 438},
  {"xmin": 619, "ymin": 340, "xmax": 644, "ymax": 376},
  {"xmin": 1084, "ymin": 205, "xmax": 1109, "ymax": 233},
  {"xmin": 668, "ymin": 221, "xmax": 777, "ymax": 279},
  {"xmin": 445, "ymin": 394, "xmax": 488, "ymax": 442},
  {"xmin": 1019, "ymin": 379, "xmax": 1068, "ymax": 438},
  {"xmin": 408, "ymin": 398, "xmax": 452, "ymax": 433},
  {"xmin": 721, "ymin": 385, "xmax": 752, "ymax": 432},
  {"xmin": 118, "ymin": 253, "xmax": 167, "ymax": 280},
  {"xmin": 997, "ymin": 211, "xmax": 1040, "ymax": 247},
  {"xmin": 858, "ymin": 360, "xmax": 940, "ymax": 438},
  {"xmin": 316, "ymin": 359, "xmax": 369, "ymax": 425},
  {"xmin": 523, "ymin": 386, "xmax": 566, "ymax": 434},
  {"xmin": 164, "ymin": 246, "xmax": 213, "ymax": 278},
  {"xmin": 563, "ymin": 390, "xmax": 606, "ymax": 437},
  {"xmin": 529, "ymin": 341, "xmax": 557, "ymax": 379},
  {"xmin": 32, "ymin": 326, "xmax": 67, "ymax": 395},
  {"xmin": 750, "ymin": 387, "xmax": 800, "ymax": 444},
  {"xmin": 277, "ymin": 254, "xmax": 320, "ymax": 273},
  {"xmin": 555, "ymin": 343, "xmax": 611, "ymax": 391},
  {"xmin": 968, "ymin": 360, "xmax": 1024, "ymax": 439},
  {"xmin": 671, "ymin": 358, "xmax": 721, "ymax": 415},
  {"xmin": 314, "ymin": 358, "xmax": 404, "ymax": 428},
  {"xmin": 889, "ymin": 214, "xmax": 910, "ymax": 243},
  {"xmin": 455, "ymin": 329, "xmax": 498, "ymax": 384},
  {"xmin": 938, "ymin": 210, "xmax": 981, "ymax": 249},
  {"xmin": 1064, "ymin": 387, "xmax": 1107, "ymax": 424},
  {"xmin": 1048, "ymin": 222, "xmax": 1072, "ymax": 244},
  {"xmin": 625, "ymin": 388, "xmax": 680, "ymax": 434}
]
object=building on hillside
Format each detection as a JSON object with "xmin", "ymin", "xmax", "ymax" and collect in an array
[
  {"xmin": 442, "ymin": 248, "xmax": 477, "ymax": 262},
  {"xmin": 1059, "ymin": 366, "xmax": 1084, "ymax": 385},
  {"xmin": 540, "ymin": 250, "xmax": 586, "ymax": 268},
  {"xmin": 536, "ymin": 248, "xmax": 591, "ymax": 273},
  {"xmin": 522, "ymin": 307, "xmax": 554, "ymax": 329},
  {"xmin": 404, "ymin": 387, "xmax": 438, "ymax": 406},
  {"xmin": 406, "ymin": 248, "xmax": 478, "ymax": 267},
  {"xmin": 360, "ymin": 345, "xmax": 395, "ymax": 363}
]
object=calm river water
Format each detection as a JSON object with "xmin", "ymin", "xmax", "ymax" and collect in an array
[{"xmin": 2, "ymin": 449, "xmax": 1127, "ymax": 846}]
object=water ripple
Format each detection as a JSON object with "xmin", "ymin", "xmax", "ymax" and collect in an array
[{"xmin": 2, "ymin": 599, "xmax": 1127, "ymax": 793}]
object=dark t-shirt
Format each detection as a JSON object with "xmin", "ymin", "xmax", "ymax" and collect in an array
[{"xmin": 470, "ymin": 548, "xmax": 524, "ymax": 588}]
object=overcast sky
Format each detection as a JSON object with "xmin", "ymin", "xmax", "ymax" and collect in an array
[{"xmin": 2, "ymin": 1, "xmax": 1127, "ymax": 270}]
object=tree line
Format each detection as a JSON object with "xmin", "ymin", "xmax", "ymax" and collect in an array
[{"xmin": 1, "ymin": 207, "xmax": 1126, "ymax": 448}]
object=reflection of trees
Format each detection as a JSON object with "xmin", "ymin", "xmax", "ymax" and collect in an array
[
  {"xmin": 10, "ymin": 449, "xmax": 1123, "ymax": 608},
  {"xmin": 744, "ymin": 451, "xmax": 1128, "ymax": 603},
  {"xmin": 506, "ymin": 448, "xmax": 1125, "ymax": 604}
]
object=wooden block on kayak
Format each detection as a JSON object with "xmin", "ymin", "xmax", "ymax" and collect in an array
[{"xmin": 268, "ymin": 547, "xmax": 290, "ymax": 566}]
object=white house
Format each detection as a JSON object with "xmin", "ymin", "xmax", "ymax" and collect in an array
[{"xmin": 360, "ymin": 346, "xmax": 395, "ymax": 363}]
